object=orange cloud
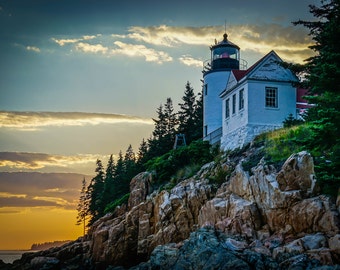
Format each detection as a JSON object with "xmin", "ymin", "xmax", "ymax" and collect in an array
[
  {"xmin": 0, "ymin": 111, "xmax": 153, "ymax": 131},
  {"xmin": 0, "ymin": 152, "xmax": 99, "ymax": 171}
]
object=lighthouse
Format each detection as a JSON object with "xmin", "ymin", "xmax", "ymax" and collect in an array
[{"xmin": 202, "ymin": 33, "xmax": 245, "ymax": 145}]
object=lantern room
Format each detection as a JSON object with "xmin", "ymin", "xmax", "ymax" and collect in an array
[{"xmin": 210, "ymin": 33, "xmax": 240, "ymax": 71}]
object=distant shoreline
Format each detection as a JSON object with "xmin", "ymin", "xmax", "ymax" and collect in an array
[{"xmin": 0, "ymin": 250, "xmax": 37, "ymax": 264}]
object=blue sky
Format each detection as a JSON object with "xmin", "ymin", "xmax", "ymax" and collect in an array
[{"xmin": 0, "ymin": 0, "xmax": 320, "ymax": 249}]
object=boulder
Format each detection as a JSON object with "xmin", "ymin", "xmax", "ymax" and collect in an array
[
  {"xmin": 198, "ymin": 193, "xmax": 261, "ymax": 238},
  {"xmin": 276, "ymin": 151, "xmax": 316, "ymax": 194},
  {"xmin": 30, "ymin": 256, "xmax": 59, "ymax": 269},
  {"xmin": 329, "ymin": 234, "xmax": 340, "ymax": 255},
  {"xmin": 128, "ymin": 172, "xmax": 153, "ymax": 209}
]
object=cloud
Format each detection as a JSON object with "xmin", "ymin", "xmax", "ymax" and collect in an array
[
  {"xmin": 26, "ymin": 46, "xmax": 40, "ymax": 53},
  {"xmin": 126, "ymin": 24, "xmax": 312, "ymax": 48},
  {"xmin": 125, "ymin": 24, "xmax": 314, "ymax": 63},
  {"xmin": 52, "ymin": 38, "xmax": 82, "ymax": 46},
  {"xmin": 50, "ymin": 24, "xmax": 313, "ymax": 66},
  {"xmin": 178, "ymin": 55, "xmax": 203, "ymax": 67},
  {"xmin": 227, "ymin": 24, "xmax": 313, "ymax": 63},
  {"xmin": 127, "ymin": 25, "xmax": 216, "ymax": 47},
  {"xmin": 0, "ymin": 172, "xmax": 89, "ymax": 210},
  {"xmin": 52, "ymin": 35, "xmax": 99, "ymax": 46},
  {"xmin": 83, "ymin": 35, "xmax": 98, "ymax": 40},
  {"xmin": 0, "ymin": 209, "xmax": 21, "ymax": 214},
  {"xmin": 0, "ymin": 111, "xmax": 153, "ymax": 130},
  {"xmin": 75, "ymin": 42, "xmax": 108, "ymax": 54},
  {"xmin": 112, "ymin": 41, "xmax": 172, "ymax": 63},
  {"xmin": 0, "ymin": 192, "xmax": 26, "ymax": 198},
  {"xmin": 0, "ymin": 152, "xmax": 99, "ymax": 171},
  {"xmin": 0, "ymin": 196, "xmax": 58, "ymax": 207}
]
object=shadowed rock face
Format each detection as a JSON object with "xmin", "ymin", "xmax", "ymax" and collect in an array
[
  {"xmin": 89, "ymin": 172, "xmax": 215, "ymax": 267},
  {"xmin": 4, "ymin": 151, "xmax": 340, "ymax": 270}
]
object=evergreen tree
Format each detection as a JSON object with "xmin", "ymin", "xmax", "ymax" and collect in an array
[
  {"xmin": 177, "ymin": 81, "xmax": 198, "ymax": 144},
  {"xmin": 136, "ymin": 138, "xmax": 149, "ymax": 171},
  {"xmin": 148, "ymin": 98, "xmax": 177, "ymax": 157},
  {"xmin": 192, "ymin": 91, "xmax": 203, "ymax": 141},
  {"xmin": 102, "ymin": 155, "xmax": 116, "ymax": 207},
  {"xmin": 76, "ymin": 177, "xmax": 88, "ymax": 236},
  {"xmin": 292, "ymin": 0, "xmax": 340, "ymax": 195},
  {"xmin": 87, "ymin": 159, "xmax": 105, "ymax": 225},
  {"xmin": 124, "ymin": 144, "xmax": 137, "ymax": 183},
  {"xmin": 113, "ymin": 151, "xmax": 126, "ymax": 199},
  {"xmin": 163, "ymin": 97, "xmax": 178, "ymax": 147}
]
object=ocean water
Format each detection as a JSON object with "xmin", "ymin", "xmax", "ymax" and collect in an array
[{"xmin": 0, "ymin": 250, "xmax": 29, "ymax": 264}]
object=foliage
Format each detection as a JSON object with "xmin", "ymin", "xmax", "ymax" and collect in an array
[
  {"xmin": 146, "ymin": 140, "xmax": 213, "ymax": 184},
  {"xmin": 177, "ymin": 81, "xmax": 203, "ymax": 144},
  {"xmin": 81, "ymin": 80, "xmax": 205, "ymax": 226},
  {"xmin": 175, "ymin": 163, "xmax": 202, "ymax": 180},
  {"xmin": 76, "ymin": 177, "xmax": 89, "ymax": 236},
  {"xmin": 148, "ymin": 98, "xmax": 178, "ymax": 158},
  {"xmin": 104, "ymin": 193, "xmax": 130, "ymax": 214},
  {"xmin": 208, "ymin": 166, "xmax": 231, "ymax": 187},
  {"xmin": 87, "ymin": 159, "xmax": 105, "ymax": 225},
  {"xmin": 260, "ymin": 123, "xmax": 339, "ymax": 197},
  {"xmin": 101, "ymin": 155, "xmax": 116, "ymax": 208},
  {"xmin": 241, "ymin": 148, "xmax": 265, "ymax": 175},
  {"xmin": 289, "ymin": 0, "xmax": 340, "ymax": 197},
  {"xmin": 263, "ymin": 126, "xmax": 308, "ymax": 163},
  {"xmin": 283, "ymin": 113, "xmax": 304, "ymax": 128}
]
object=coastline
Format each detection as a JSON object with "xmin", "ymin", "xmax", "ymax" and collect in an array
[{"xmin": 0, "ymin": 250, "xmax": 35, "ymax": 264}]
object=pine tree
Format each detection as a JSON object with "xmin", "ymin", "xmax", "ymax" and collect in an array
[
  {"xmin": 113, "ymin": 151, "xmax": 126, "ymax": 199},
  {"xmin": 192, "ymin": 91, "xmax": 203, "ymax": 141},
  {"xmin": 292, "ymin": 0, "xmax": 340, "ymax": 196},
  {"xmin": 124, "ymin": 144, "xmax": 137, "ymax": 183},
  {"xmin": 136, "ymin": 138, "xmax": 149, "ymax": 171},
  {"xmin": 148, "ymin": 99, "xmax": 177, "ymax": 157},
  {"xmin": 87, "ymin": 159, "xmax": 105, "ymax": 225},
  {"xmin": 163, "ymin": 97, "xmax": 178, "ymax": 144},
  {"xmin": 76, "ymin": 177, "xmax": 88, "ymax": 236},
  {"xmin": 102, "ymin": 155, "xmax": 116, "ymax": 207},
  {"xmin": 177, "ymin": 81, "xmax": 198, "ymax": 144}
]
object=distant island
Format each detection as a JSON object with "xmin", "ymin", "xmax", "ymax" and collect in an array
[{"xmin": 30, "ymin": 240, "xmax": 71, "ymax": 251}]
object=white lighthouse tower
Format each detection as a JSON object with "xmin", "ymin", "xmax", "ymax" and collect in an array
[{"xmin": 202, "ymin": 33, "xmax": 244, "ymax": 145}]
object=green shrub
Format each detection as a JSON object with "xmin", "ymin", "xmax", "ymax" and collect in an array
[
  {"xmin": 104, "ymin": 193, "xmax": 130, "ymax": 214},
  {"xmin": 146, "ymin": 140, "xmax": 213, "ymax": 184},
  {"xmin": 261, "ymin": 123, "xmax": 339, "ymax": 197},
  {"xmin": 241, "ymin": 148, "xmax": 265, "ymax": 175},
  {"xmin": 283, "ymin": 113, "xmax": 303, "ymax": 128},
  {"xmin": 208, "ymin": 166, "xmax": 228, "ymax": 186}
]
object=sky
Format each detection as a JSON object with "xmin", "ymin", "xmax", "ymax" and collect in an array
[{"xmin": 0, "ymin": 0, "xmax": 320, "ymax": 250}]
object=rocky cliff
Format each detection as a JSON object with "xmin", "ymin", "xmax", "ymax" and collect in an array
[{"xmin": 4, "ymin": 150, "xmax": 340, "ymax": 270}]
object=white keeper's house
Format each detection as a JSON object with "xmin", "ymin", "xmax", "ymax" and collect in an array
[{"xmin": 202, "ymin": 33, "xmax": 307, "ymax": 150}]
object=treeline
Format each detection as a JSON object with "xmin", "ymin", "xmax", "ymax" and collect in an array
[
  {"xmin": 284, "ymin": 0, "xmax": 340, "ymax": 196},
  {"xmin": 31, "ymin": 240, "xmax": 70, "ymax": 250},
  {"xmin": 76, "ymin": 82, "xmax": 204, "ymax": 229}
]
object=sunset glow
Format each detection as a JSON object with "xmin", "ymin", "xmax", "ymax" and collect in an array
[
  {"xmin": 0, "ymin": 0, "xmax": 319, "ymax": 250},
  {"xmin": 0, "ymin": 207, "xmax": 82, "ymax": 250}
]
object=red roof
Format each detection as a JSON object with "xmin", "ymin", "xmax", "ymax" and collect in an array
[{"xmin": 231, "ymin": 70, "xmax": 247, "ymax": 81}]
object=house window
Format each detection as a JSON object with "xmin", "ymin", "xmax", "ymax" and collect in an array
[
  {"xmin": 225, "ymin": 98, "xmax": 230, "ymax": 118},
  {"xmin": 204, "ymin": 84, "xmax": 208, "ymax": 96},
  {"xmin": 239, "ymin": 89, "xmax": 244, "ymax": 110},
  {"xmin": 204, "ymin": 125, "xmax": 208, "ymax": 137},
  {"xmin": 232, "ymin": 94, "xmax": 236, "ymax": 114},
  {"xmin": 265, "ymin": 87, "xmax": 278, "ymax": 108}
]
